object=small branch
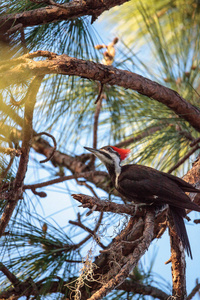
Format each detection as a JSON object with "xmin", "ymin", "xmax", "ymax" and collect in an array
[
  {"xmin": 167, "ymin": 144, "xmax": 200, "ymax": 174},
  {"xmin": 76, "ymin": 179, "xmax": 99, "ymax": 198},
  {"xmin": 193, "ymin": 219, "xmax": 200, "ymax": 224},
  {"xmin": 0, "ymin": 155, "xmax": 15, "ymax": 183},
  {"xmin": 10, "ymin": 93, "xmax": 27, "ymax": 106},
  {"xmin": 187, "ymin": 282, "xmax": 200, "ymax": 300},
  {"xmin": 34, "ymin": 132, "xmax": 57, "ymax": 163},
  {"xmin": 69, "ymin": 212, "xmax": 105, "ymax": 249},
  {"xmin": 117, "ymin": 280, "xmax": 169, "ymax": 300},
  {"xmin": 115, "ymin": 126, "xmax": 162, "ymax": 148},
  {"xmin": 93, "ymin": 97, "xmax": 102, "ymax": 150},
  {"xmin": 0, "ymin": 263, "xmax": 21, "ymax": 288},
  {"xmin": 190, "ymin": 137, "xmax": 200, "ymax": 147},
  {"xmin": 72, "ymin": 194, "xmax": 139, "ymax": 216},
  {"xmin": 90, "ymin": 96, "xmax": 103, "ymax": 167},
  {"xmin": 23, "ymin": 171, "xmax": 106, "ymax": 190},
  {"xmin": 95, "ymin": 82, "xmax": 104, "ymax": 104},
  {"xmin": 20, "ymin": 26, "xmax": 28, "ymax": 54}
]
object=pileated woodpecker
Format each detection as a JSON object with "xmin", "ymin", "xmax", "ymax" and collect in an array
[{"xmin": 84, "ymin": 145, "xmax": 200, "ymax": 258}]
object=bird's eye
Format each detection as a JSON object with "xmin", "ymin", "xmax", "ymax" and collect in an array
[{"xmin": 107, "ymin": 146, "xmax": 113, "ymax": 152}]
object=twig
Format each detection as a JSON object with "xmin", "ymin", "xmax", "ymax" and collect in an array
[
  {"xmin": 187, "ymin": 281, "xmax": 200, "ymax": 300},
  {"xmin": 23, "ymin": 171, "xmax": 106, "ymax": 190},
  {"xmin": 76, "ymin": 179, "xmax": 99, "ymax": 198},
  {"xmin": 72, "ymin": 194, "xmax": 139, "ymax": 216},
  {"xmin": 115, "ymin": 126, "xmax": 162, "ymax": 148},
  {"xmin": 194, "ymin": 219, "xmax": 200, "ymax": 224},
  {"xmin": 95, "ymin": 82, "xmax": 104, "ymax": 104},
  {"xmin": 0, "ymin": 155, "xmax": 15, "ymax": 183},
  {"xmin": 117, "ymin": 280, "xmax": 169, "ymax": 300},
  {"xmin": 93, "ymin": 97, "xmax": 102, "ymax": 150},
  {"xmin": 190, "ymin": 137, "xmax": 200, "ymax": 147},
  {"xmin": 167, "ymin": 144, "xmax": 200, "ymax": 174},
  {"xmin": 34, "ymin": 132, "xmax": 57, "ymax": 163},
  {"xmin": 0, "ymin": 263, "xmax": 21, "ymax": 288},
  {"xmin": 10, "ymin": 93, "xmax": 27, "ymax": 106},
  {"xmin": 69, "ymin": 212, "xmax": 105, "ymax": 249},
  {"xmin": 20, "ymin": 26, "xmax": 28, "ymax": 54},
  {"xmin": 90, "ymin": 96, "xmax": 103, "ymax": 167},
  {"xmin": 31, "ymin": 188, "xmax": 47, "ymax": 198}
]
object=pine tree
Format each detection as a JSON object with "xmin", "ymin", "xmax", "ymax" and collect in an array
[{"xmin": 0, "ymin": 0, "xmax": 200, "ymax": 299}]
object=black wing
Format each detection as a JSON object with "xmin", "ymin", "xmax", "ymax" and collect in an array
[{"xmin": 118, "ymin": 164, "xmax": 200, "ymax": 211}]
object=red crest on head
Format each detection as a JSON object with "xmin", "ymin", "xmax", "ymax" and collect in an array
[{"xmin": 111, "ymin": 146, "xmax": 130, "ymax": 160}]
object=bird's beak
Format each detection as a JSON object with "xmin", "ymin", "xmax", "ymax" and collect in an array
[
  {"xmin": 84, "ymin": 146, "xmax": 100, "ymax": 156},
  {"xmin": 84, "ymin": 146, "xmax": 109, "ymax": 166}
]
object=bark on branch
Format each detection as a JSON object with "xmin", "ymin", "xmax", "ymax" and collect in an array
[
  {"xmin": 0, "ymin": 75, "xmax": 44, "ymax": 237},
  {"xmin": 1, "ymin": 52, "xmax": 200, "ymax": 132},
  {"xmin": 87, "ymin": 209, "xmax": 155, "ymax": 300},
  {"xmin": 0, "ymin": 0, "xmax": 129, "ymax": 36},
  {"xmin": 117, "ymin": 280, "xmax": 170, "ymax": 300}
]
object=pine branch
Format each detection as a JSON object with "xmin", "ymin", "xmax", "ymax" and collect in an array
[
  {"xmin": 69, "ymin": 211, "xmax": 105, "ymax": 249},
  {"xmin": 0, "ymin": 263, "xmax": 21, "ymax": 288},
  {"xmin": 72, "ymin": 194, "xmax": 139, "ymax": 215},
  {"xmin": 168, "ymin": 211, "xmax": 187, "ymax": 299},
  {"xmin": 0, "ymin": 75, "xmax": 44, "ymax": 238},
  {"xmin": 115, "ymin": 126, "xmax": 163, "ymax": 148},
  {"xmin": 87, "ymin": 209, "xmax": 155, "ymax": 300},
  {"xmin": 0, "ymin": 276, "xmax": 69, "ymax": 298},
  {"xmin": 33, "ymin": 131, "xmax": 57, "ymax": 163},
  {"xmin": 117, "ymin": 280, "xmax": 170, "ymax": 300},
  {"xmin": 0, "ymin": 0, "xmax": 129, "ymax": 36},
  {"xmin": 2, "ymin": 52, "xmax": 200, "ymax": 133},
  {"xmin": 167, "ymin": 145, "xmax": 200, "ymax": 174},
  {"xmin": 187, "ymin": 281, "xmax": 200, "ymax": 300}
]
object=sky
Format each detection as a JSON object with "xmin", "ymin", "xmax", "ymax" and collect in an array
[{"xmin": 2, "ymin": 3, "xmax": 200, "ymax": 299}]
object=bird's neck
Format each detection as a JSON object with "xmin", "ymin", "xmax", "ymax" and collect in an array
[{"xmin": 106, "ymin": 161, "xmax": 121, "ymax": 188}]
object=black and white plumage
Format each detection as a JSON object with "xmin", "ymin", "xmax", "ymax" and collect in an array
[{"xmin": 84, "ymin": 145, "xmax": 200, "ymax": 258}]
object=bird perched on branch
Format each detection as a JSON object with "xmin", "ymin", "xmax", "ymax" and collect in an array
[{"xmin": 84, "ymin": 145, "xmax": 200, "ymax": 258}]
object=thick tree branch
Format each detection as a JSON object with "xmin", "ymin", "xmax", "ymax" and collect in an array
[
  {"xmin": 0, "ymin": 276, "xmax": 69, "ymax": 298},
  {"xmin": 117, "ymin": 280, "xmax": 169, "ymax": 300},
  {"xmin": 0, "ymin": 0, "xmax": 129, "ymax": 36},
  {"xmin": 168, "ymin": 212, "xmax": 187, "ymax": 299},
  {"xmin": 2, "ymin": 52, "xmax": 200, "ymax": 132},
  {"xmin": 87, "ymin": 209, "xmax": 155, "ymax": 300},
  {"xmin": 0, "ymin": 75, "xmax": 44, "ymax": 237}
]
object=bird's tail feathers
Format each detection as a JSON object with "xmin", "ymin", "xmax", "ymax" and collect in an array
[{"xmin": 169, "ymin": 206, "xmax": 192, "ymax": 259}]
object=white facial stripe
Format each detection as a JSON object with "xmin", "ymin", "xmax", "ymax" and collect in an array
[
  {"xmin": 95, "ymin": 150, "xmax": 113, "ymax": 164},
  {"xmin": 100, "ymin": 150, "xmax": 121, "ymax": 187}
]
